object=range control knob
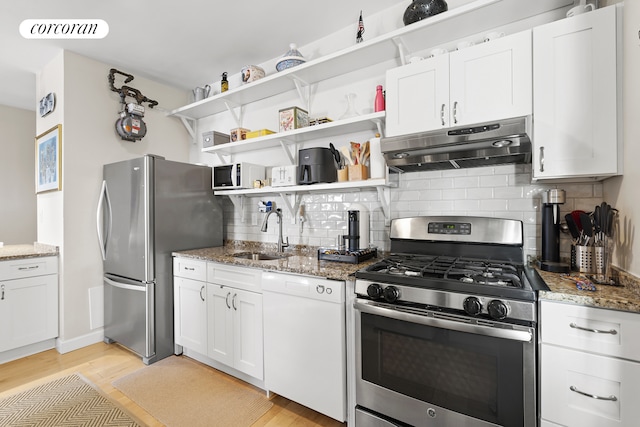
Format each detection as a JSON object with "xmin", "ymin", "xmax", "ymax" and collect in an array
[
  {"xmin": 488, "ymin": 300, "xmax": 509, "ymax": 320},
  {"xmin": 366, "ymin": 283, "xmax": 383, "ymax": 299},
  {"xmin": 463, "ymin": 296, "xmax": 483, "ymax": 316},
  {"xmin": 383, "ymin": 286, "xmax": 400, "ymax": 303}
]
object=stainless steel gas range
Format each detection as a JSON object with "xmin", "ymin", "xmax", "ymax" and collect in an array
[{"xmin": 353, "ymin": 216, "xmax": 547, "ymax": 427}]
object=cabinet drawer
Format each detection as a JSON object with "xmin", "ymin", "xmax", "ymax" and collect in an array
[
  {"xmin": 541, "ymin": 344, "xmax": 640, "ymax": 427},
  {"xmin": 541, "ymin": 301, "xmax": 640, "ymax": 361},
  {"xmin": 173, "ymin": 258, "xmax": 207, "ymax": 281},
  {"xmin": 207, "ymin": 262, "xmax": 261, "ymax": 293},
  {"xmin": 0, "ymin": 256, "xmax": 58, "ymax": 280}
]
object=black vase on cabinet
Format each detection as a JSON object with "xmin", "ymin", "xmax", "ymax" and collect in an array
[{"xmin": 403, "ymin": 0, "xmax": 448, "ymax": 25}]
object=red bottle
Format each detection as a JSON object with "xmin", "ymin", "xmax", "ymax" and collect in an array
[{"xmin": 374, "ymin": 85, "xmax": 385, "ymax": 112}]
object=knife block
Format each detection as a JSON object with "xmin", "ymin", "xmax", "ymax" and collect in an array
[{"xmin": 348, "ymin": 164, "xmax": 368, "ymax": 181}]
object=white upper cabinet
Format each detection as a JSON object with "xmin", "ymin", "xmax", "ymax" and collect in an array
[
  {"xmin": 385, "ymin": 54, "xmax": 450, "ymax": 136},
  {"xmin": 449, "ymin": 29, "xmax": 532, "ymax": 126},
  {"xmin": 385, "ymin": 30, "xmax": 532, "ymax": 137},
  {"xmin": 532, "ymin": 4, "xmax": 623, "ymax": 181}
]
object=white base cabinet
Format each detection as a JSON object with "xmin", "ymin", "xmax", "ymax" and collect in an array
[
  {"xmin": 173, "ymin": 258, "xmax": 264, "ymax": 381},
  {"xmin": 385, "ymin": 29, "xmax": 532, "ymax": 137},
  {"xmin": 540, "ymin": 301, "xmax": 640, "ymax": 427},
  {"xmin": 0, "ymin": 256, "xmax": 58, "ymax": 355},
  {"xmin": 532, "ymin": 4, "xmax": 623, "ymax": 181}
]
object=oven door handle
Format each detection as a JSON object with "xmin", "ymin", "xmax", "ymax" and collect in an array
[{"xmin": 355, "ymin": 300, "xmax": 533, "ymax": 342}]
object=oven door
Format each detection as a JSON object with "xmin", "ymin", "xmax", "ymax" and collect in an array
[{"xmin": 354, "ymin": 299, "xmax": 536, "ymax": 427}]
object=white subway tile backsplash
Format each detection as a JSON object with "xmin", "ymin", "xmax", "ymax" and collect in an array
[
  {"xmin": 223, "ymin": 168, "xmax": 605, "ymax": 259},
  {"xmin": 453, "ymin": 176, "xmax": 480, "ymax": 189},
  {"xmin": 480, "ymin": 174, "xmax": 509, "ymax": 187},
  {"xmin": 479, "ymin": 199, "xmax": 508, "ymax": 211}
]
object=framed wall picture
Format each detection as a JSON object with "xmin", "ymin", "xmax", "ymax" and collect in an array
[{"xmin": 35, "ymin": 124, "xmax": 62, "ymax": 193}]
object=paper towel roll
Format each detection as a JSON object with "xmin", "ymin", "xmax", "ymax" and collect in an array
[{"xmin": 369, "ymin": 136, "xmax": 386, "ymax": 179}]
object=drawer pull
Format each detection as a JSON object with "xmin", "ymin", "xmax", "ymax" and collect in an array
[
  {"xmin": 570, "ymin": 386, "xmax": 618, "ymax": 402},
  {"xmin": 569, "ymin": 322, "xmax": 618, "ymax": 335},
  {"xmin": 18, "ymin": 265, "xmax": 39, "ymax": 270},
  {"xmin": 184, "ymin": 267, "xmax": 195, "ymax": 271}
]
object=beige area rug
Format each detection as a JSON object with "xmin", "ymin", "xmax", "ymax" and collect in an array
[
  {"xmin": 0, "ymin": 374, "xmax": 142, "ymax": 427},
  {"xmin": 113, "ymin": 356, "xmax": 273, "ymax": 427}
]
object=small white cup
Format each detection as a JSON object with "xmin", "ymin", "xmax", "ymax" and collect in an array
[
  {"xmin": 456, "ymin": 41, "xmax": 475, "ymax": 50},
  {"xmin": 567, "ymin": 3, "xmax": 594, "ymax": 17},
  {"xmin": 484, "ymin": 31, "xmax": 505, "ymax": 42},
  {"xmin": 429, "ymin": 48, "xmax": 447, "ymax": 57}
]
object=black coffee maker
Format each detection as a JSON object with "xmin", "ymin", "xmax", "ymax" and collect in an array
[
  {"xmin": 345, "ymin": 210, "xmax": 360, "ymax": 252},
  {"xmin": 539, "ymin": 189, "xmax": 569, "ymax": 273}
]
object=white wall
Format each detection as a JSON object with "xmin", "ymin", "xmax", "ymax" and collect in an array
[
  {"xmin": 36, "ymin": 50, "xmax": 191, "ymax": 348},
  {"xmin": 604, "ymin": 0, "xmax": 639, "ymax": 277},
  {"xmin": 0, "ymin": 105, "xmax": 37, "ymax": 244}
]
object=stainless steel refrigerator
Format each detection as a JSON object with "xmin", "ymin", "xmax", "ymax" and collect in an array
[{"xmin": 96, "ymin": 154, "xmax": 222, "ymax": 364}]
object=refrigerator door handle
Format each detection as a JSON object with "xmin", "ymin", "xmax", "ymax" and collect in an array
[
  {"xmin": 96, "ymin": 180, "xmax": 112, "ymax": 261},
  {"xmin": 104, "ymin": 277, "xmax": 146, "ymax": 292}
]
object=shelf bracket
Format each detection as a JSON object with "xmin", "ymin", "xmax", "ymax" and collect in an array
[
  {"xmin": 213, "ymin": 151, "xmax": 233, "ymax": 164},
  {"xmin": 224, "ymin": 100, "xmax": 244, "ymax": 128},
  {"xmin": 376, "ymin": 186, "xmax": 392, "ymax": 226},
  {"xmin": 392, "ymin": 37, "xmax": 408, "ymax": 66},
  {"xmin": 290, "ymin": 76, "xmax": 311, "ymax": 112},
  {"xmin": 227, "ymin": 195, "xmax": 246, "ymax": 222},
  {"xmin": 173, "ymin": 115, "xmax": 197, "ymax": 141},
  {"xmin": 277, "ymin": 193, "xmax": 302, "ymax": 224},
  {"xmin": 278, "ymin": 140, "xmax": 297, "ymax": 165},
  {"xmin": 373, "ymin": 117, "xmax": 385, "ymax": 138}
]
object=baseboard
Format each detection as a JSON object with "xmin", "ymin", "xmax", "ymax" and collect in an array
[
  {"xmin": 56, "ymin": 329, "xmax": 104, "ymax": 354},
  {"xmin": 0, "ymin": 339, "xmax": 56, "ymax": 365}
]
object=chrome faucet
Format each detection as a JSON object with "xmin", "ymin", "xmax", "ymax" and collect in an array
[{"xmin": 260, "ymin": 208, "xmax": 289, "ymax": 253}]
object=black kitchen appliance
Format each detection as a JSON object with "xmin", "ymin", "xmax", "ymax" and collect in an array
[
  {"xmin": 354, "ymin": 216, "xmax": 547, "ymax": 427},
  {"xmin": 297, "ymin": 147, "xmax": 337, "ymax": 184},
  {"xmin": 539, "ymin": 189, "xmax": 569, "ymax": 273},
  {"xmin": 346, "ymin": 210, "xmax": 360, "ymax": 252}
]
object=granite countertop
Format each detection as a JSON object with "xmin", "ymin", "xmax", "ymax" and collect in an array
[
  {"xmin": 537, "ymin": 266, "xmax": 640, "ymax": 313},
  {"xmin": 173, "ymin": 241, "xmax": 384, "ymax": 282},
  {"xmin": 0, "ymin": 243, "xmax": 59, "ymax": 261}
]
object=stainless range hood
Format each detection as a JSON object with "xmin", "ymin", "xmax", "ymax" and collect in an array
[{"xmin": 381, "ymin": 116, "xmax": 532, "ymax": 171}]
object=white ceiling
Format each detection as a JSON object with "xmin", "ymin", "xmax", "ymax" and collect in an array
[{"xmin": 0, "ymin": 0, "xmax": 396, "ymax": 112}]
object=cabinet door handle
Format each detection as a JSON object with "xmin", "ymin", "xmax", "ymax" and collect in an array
[
  {"xmin": 453, "ymin": 101, "xmax": 458, "ymax": 124},
  {"xmin": 184, "ymin": 267, "xmax": 195, "ymax": 271},
  {"xmin": 569, "ymin": 322, "xmax": 618, "ymax": 335},
  {"xmin": 199, "ymin": 285, "xmax": 205, "ymax": 301},
  {"xmin": 440, "ymin": 104, "xmax": 446, "ymax": 126},
  {"xmin": 225, "ymin": 292, "xmax": 231, "ymax": 309},
  {"xmin": 232, "ymin": 293, "xmax": 237, "ymax": 311},
  {"xmin": 1, "ymin": 284, "xmax": 4, "ymax": 300},
  {"xmin": 539, "ymin": 146, "xmax": 545, "ymax": 172},
  {"xmin": 570, "ymin": 386, "xmax": 618, "ymax": 402}
]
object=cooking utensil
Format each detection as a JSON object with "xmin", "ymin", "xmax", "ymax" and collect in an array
[
  {"xmin": 329, "ymin": 143, "xmax": 341, "ymax": 166},
  {"xmin": 571, "ymin": 210, "xmax": 585, "ymax": 232},
  {"xmin": 579, "ymin": 212, "xmax": 593, "ymax": 245},
  {"xmin": 340, "ymin": 146, "xmax": 354, "ymax": 165},
  {"xmin": 565, "ymin": 213, "xmax": 580, "ymax": 242},
  {"xmin": 350, "ymin": 141, "xmax": 361, "ymax": 165}
]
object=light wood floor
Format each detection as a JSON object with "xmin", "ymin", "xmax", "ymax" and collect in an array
[{"xmin": 0, "ymin": 342, "xmax": 345, "ymax": 427}]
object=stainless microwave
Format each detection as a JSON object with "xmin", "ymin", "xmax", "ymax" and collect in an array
[{"xmin": 212, "ymin": 162, "xmax": 265, "ymax": 189}]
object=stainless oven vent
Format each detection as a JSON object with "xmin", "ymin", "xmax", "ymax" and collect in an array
[{"xmin": 381, "ymin": 116, "xmax": 531, "ymax": 171}]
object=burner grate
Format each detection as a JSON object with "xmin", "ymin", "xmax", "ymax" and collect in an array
[{"xmin": 373, "ymin": 254, "xmax": 523, "ymax": 288}]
